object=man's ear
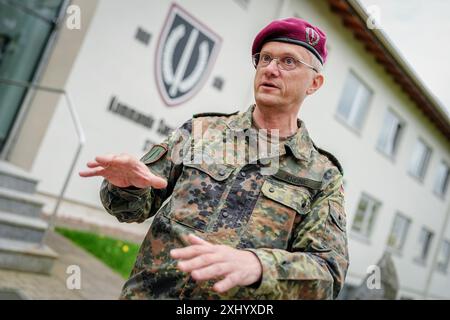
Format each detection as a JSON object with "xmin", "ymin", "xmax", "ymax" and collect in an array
[{"xmin": 306, "ymin": 74, "xmax": 324, "ymax": 96}]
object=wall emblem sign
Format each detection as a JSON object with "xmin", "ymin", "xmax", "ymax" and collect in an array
[{"xmin": 155, "ymin": 4, "xmax": 222, "ymax": 106}]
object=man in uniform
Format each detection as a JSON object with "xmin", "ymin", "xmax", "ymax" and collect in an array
[{"xmin": 80, "ymin": 17, "xmax": 349, "ymax": 299}]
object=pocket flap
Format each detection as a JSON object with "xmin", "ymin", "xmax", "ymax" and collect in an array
[
  {"xmin": 329, "ymin": 200, "xmax": 346, "ymax": 232},
  {"xmin": 183, "ymin": 162, "xmax": 235, "ymax": 181},
  {"xmin": 261, "ymin": 179, "xmax": 311, "ymax": 215}
]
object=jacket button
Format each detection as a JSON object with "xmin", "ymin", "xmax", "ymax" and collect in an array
[
  {"xmin": 219, "ymin": 169, "xmax": 226, "ymax": 176},
  {"xmin": 240, "ymin": 172, "xmax": 246, "ymax": 178},
  {"xmin": 222, "ymin": 211, "xmax": 229, "ymax": 218},
  {"xmin": 269, "ymin": 187, "xmax": 275, "ymax": 193}
]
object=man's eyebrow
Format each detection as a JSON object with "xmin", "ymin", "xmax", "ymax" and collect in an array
[{"xmin": 260, "ymin": 50, "xmax": 305, "ymax": 60}]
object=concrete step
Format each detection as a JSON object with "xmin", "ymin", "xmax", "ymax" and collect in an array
[
  {"xmin": 0, "ymin": 161, "xmax": 39, "ymax": 194},
  {"xmin": 0, "ymin": 211, "xmax": 48, "ymax": 243},
  {"xmin": 0, "ymin": 187, "xmax": 44, "ymax": 218},
  {"xmin": 0, "ymin": 238, "xmax": 58, "ymax": 275}
]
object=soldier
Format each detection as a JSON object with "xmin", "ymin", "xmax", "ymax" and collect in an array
[{"xmin": 80, "ymin": 17, "xmax": 349, "ymax": 299}]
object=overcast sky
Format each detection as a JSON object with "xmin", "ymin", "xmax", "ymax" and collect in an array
[{"xmin": 359, "ymin": 0, "xmax": 450, "ymax": 115}]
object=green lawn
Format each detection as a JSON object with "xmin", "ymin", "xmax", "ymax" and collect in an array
[{"xmin": 56, "ymin": 227, "xmax": 140, "ymax": 279}]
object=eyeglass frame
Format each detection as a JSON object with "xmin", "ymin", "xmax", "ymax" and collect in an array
[{"xmin": 252, "ymin": 52, "xmax": 319, "ymax": 73}]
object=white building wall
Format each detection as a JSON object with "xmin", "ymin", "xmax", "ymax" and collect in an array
[
  {"xmin": 30, "ymin": 0, "xmax": 282, "ymax": 206},
  {"xmin": 28, "ymin": 0, "xmax": 450, "ymax": 298},
  {"xmin": 289, "ymin": 0, "xmax": 450, "ymax": 299}
]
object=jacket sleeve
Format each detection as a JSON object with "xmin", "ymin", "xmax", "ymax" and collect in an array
[
  {"xmin": 99, "ymin": 120, "xmax": 192, "ymax": 223},
  {"xmin": 246, "ymin": 166, "xmax": 349, "ymax": 299}
]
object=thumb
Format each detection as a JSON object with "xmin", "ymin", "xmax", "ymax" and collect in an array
[
  {"xmin": 148, "ymin": 173, "xmax": 168, "ymax": 189},
  {"xmin": 187, "ymin": 234, "xmax": 212, "ymax": 246}
]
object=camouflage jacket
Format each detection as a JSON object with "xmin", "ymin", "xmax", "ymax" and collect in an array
[{"xmin": 100, "ymin": 105, "xmax": 349, "ymax": 300}]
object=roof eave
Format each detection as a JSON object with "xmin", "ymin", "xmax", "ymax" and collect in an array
[{"xmin": 328, "ymin": 0, "xmax": 450, "ymax": 143}]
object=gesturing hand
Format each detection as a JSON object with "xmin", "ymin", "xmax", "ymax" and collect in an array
[
  {"xmin": 79, "ymin": 153, "xmax": 167, "ymax": 189},
  {"xmin": 170, "ymin": 234, "xmax": 263, "ymax": 293}
]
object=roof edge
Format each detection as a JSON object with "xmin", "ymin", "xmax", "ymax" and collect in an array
[{"xmin": 328, "ymin": 0, "xmax": 450, "ymax": 143}]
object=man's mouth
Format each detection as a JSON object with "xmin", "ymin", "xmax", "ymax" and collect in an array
[{"xmin": 260, "ymin": 81, "xmax": 279, "ymax": 89}]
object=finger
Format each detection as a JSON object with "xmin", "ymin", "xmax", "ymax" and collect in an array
[
  {"xmin": 177, "ymin": 253, "xmax": 220, "ymax": 273},
  {"xmin": 213, "ymin": 273, "xmax": 240, "ymax": 293},
  {"xmin": 191, "ymin": 263, "xmax": 231, "ymax": 282},
  {"xmin": 95, "ymin": 154, "xmax": 115, "ymax": 166},
  {"xmin": 148, "ymin": 174, "xmax": 168, "ymax": 189},
  {"xmin": 170, "ymin": 244, "xmax": 214, "ymax": 260},
  {"xmin": 79, "ymin": 167, "xmax": 105, "ymax": 178},
  {"xmin": 86, "ymin": 161, "xmax": 102, "ymax": 168},
  {"xmin": 187, "ymin": 234, "xmax": 212, "ymax": 246}
]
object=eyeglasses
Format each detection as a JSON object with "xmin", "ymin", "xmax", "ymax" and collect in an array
[{"xmin": 252, "ymin": 53, "xmax": 318, "ymax": 73}]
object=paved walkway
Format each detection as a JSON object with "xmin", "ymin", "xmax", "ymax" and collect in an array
[{"xmin": 0, "ymin": 231, "xmax": 126, "ymax": 300}]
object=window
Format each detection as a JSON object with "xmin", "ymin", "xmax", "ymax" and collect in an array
[
  {"xmin": 0, "ymin": 0, "xmax": 65, "ymax": 152},
  {"xmin": 436, "ymin": 240, "xmax": 450, "ymax": 273},
  {"xmin": 387, "ymin": 213, "xmax": 411, "ymax": 252},
  {"xmin": 0, "ymin": 34, "xmax": 10, "ymax": 61},
  {"xmin": 433, "ymin": 161, "xmax": 450, "ymax": 197},
  {"xmin": 377, "ymin": 109, "xmax": 404, "ymax": 158},
  {"xmin": 415, "ymin": 227, "xmax": 434, "ymax": 263},
  {"xmin": 351, "ymin": 193, "xmax": 380, "ymax": 238},
  {"xmin": 408, "ymin": 139, "xmax": 432, "ymax": 180},
  {"xmin": 336, "ymin": 71, "xmax": 373, "ymax": 131}
]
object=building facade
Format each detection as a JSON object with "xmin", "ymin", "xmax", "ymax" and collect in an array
[{"xmin": 1, "ymin": 0, "xmax": 449, "ymax": 299}]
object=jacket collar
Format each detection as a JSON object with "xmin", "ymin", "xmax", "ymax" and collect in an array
[{"xmin": 226, "ymin": 104, "xmax": 314, "ymax": 162}]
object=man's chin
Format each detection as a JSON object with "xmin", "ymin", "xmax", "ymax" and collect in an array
[{"xmin": 255, "ymin": 94, "xmax": 280, "ymax": 108}]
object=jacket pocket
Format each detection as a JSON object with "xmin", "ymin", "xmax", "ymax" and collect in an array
[
  {"xmin": 164, "ymin": 161, "xmax": 234, "ymax": 232},
  {"xmin": 328, "ymin": 199, "xmax": 346, "ymax": 232},
  {"xmin": 239, "ymin": 178, "xmax": 312, "ymax": 250},
  {"xmin": 260, "ymin": 179, "xmax": 311, "ymax": 215}
]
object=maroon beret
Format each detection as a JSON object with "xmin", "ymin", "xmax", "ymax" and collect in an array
[{"xmin": 252, "ymin": 17, "xmax": 328, "ymax": 65}]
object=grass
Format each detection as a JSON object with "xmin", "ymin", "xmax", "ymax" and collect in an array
[{"xmin": 55, "ymin": 227, "xmax": 140, "ymax": 279}]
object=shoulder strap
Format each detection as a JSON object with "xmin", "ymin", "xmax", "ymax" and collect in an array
[
  {"xmin": 311, "ymin": 142, "xmax": 344, "ymax": 176},
  {"xmin": 193, "ymin": 111, "xmax": 239, "ymax": 118}
]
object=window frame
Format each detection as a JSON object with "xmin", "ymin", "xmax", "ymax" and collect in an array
[
  {"xmin": 350, "ymin": 192, "xmax": 381, "ymax": 241},
  {"xmin": 335, "ymin": 69, "xmax": 374, "ymax": 134},
  {"xmin": 386, "ymin": 212, "xmax": 411, "ymax": 254},
  {"xmin": 433, "ymin": 160, "xmax": 450, "ymax": 198},
  {"xmin": 436, "ymin": 239, "xmax": 450, "ymax": 274},
  {"xmin": 408, "ymin": 138, "xmax": 432, "ymax": 182},
  {"xmin": 376, "ymin": 108, "xmax": 405, "ymax": 160},
  {"xmin": 414, "ymin": 227, "xmax": 435, "ymax": 265}
]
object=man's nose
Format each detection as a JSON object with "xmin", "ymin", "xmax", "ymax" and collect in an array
[{"xmin": 264, "ymin": 58, "xmax": 280, "ymax": 76}]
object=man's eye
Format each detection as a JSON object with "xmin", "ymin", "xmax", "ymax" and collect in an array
[
  {"xmin": 283, "ymin": 57, "xmax": 295, "ymax": 65},
  {"xmin": 261, "ymin": 54, "xmax": 272, "ymax": 62}
]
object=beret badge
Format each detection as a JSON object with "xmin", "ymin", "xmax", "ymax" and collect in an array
[{"xmin": 305, "ymin": 27, "xmax": 320, "ymax": 47}]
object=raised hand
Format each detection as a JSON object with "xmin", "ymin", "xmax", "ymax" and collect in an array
[{"xmin": 79, "ymin": 153, "xmax": 167, "ymax": 189}]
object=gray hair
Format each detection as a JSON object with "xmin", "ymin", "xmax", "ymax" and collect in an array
[{"xmin": 308, "ymin": 51, "xmax": 323, "ymax": 73}]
